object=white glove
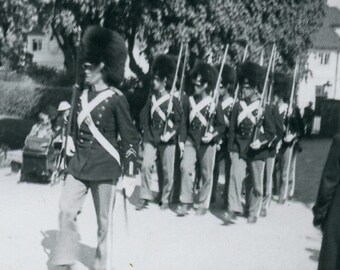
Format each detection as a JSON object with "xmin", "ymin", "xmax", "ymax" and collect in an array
[
  {"xmin": 66, "ymin": 136, "xmax": 75, "ymax": 156},
  {"xmin": 276, "ymin": 140, "xmax": 282, "ymax": 153},
  {"xmin": 284, "ymin": 133, "xmax": 295, "ymax": 143},
  {"xmin": 250, "ymin": 139, "xmax": 261, "ymax": 150},
  {"xmin": 161, "ymin": 131, "xmax": 173, "ymax": 142},
  {"xmin": 202, "ymin": 132, "xmax": 214, "ymax": 144}
]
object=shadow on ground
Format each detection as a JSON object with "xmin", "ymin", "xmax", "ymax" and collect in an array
[
  {"xmin": 41, "ymin": 230, "xmax": 96, "ymax": 270},
  {"xmin": 294, "ymin": 137, "xmax": 332, "ymax": 206},
  {"xmin": 306, "ymin": 247, "xmax": 320, "ymax": 262}
]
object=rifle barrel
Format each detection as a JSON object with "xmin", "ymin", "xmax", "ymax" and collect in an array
[
  {"xmin": 285, "ymin": 58, "xmax": 299, "ymax": 135},
  {"xmin": 64, "ymin": 26, "xmax": 82, "ymax": 166},
  {"xmin": 163, "ymin": 42, "xmax": 184, "ymax": 135},
  {"xmin": 204, "ymin": 44, "xmax": 229, "ymax": 135}
]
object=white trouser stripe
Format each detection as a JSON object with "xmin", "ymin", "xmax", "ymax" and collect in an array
[
  {"xmin": 256, "ymin": 164, "xmax": 265, "ymax": 217},
  {"xmin": 283, "ymin": 145, "xmax": 294, "ymax": 200},
  {"xmin": 106, "ymin": 182, "xmax": 116, "ymax": 270}
]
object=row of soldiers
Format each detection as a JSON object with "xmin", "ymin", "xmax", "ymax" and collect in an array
[
  {"xmin": 51, "ymin": 26, "xmax": 301, "ymax": 269},
  {"xmin": 135, "ymin": 52, "xmax": 302, "ymax": 224}
]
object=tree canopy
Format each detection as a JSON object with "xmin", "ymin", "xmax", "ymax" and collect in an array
[{"xmin": 0, "ymin": 0, "xmax": 326, "ymax": 78}]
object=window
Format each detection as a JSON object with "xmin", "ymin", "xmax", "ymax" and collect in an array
[
  {"xmin": 315, "ymin": 85, "xmax": 323, "ymax": 96},
  {"xmin": 32, "ymin": 39, "xmax": 42, "ymax": 51},
  {"xmin": 318, "ymin": 52, "xmax": 330, "ymax": 65},
  {"xmin": 315, "ymin": 85, "xmax": 327, "ymax": 97}
]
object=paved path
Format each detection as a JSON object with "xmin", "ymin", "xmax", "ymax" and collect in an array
[{"xmin": 0, "ymin": 138, "xmax": 330, "ymax": 270}]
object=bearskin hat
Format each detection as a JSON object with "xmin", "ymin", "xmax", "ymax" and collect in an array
[
  {"xmin": 215, "ymin": 64, "xmax": 237, "ymax": 95},
  {"xmin": 273, "ymin": 72, "xmax": 291, "ymax": 102},
  {"xmin": 151, "ymin": 54, "xmax": 177, "ymax": 90},
  {"xmin": 237, "ymin": 61, "xmax": 266, "ymax": 93},
  {"xmin": 190, "ymin": 61, "xmax": 218, "ymax": 93},
  {"xmin": 82, "ymin": 25, "xmax": 127, "ymax": 87}
]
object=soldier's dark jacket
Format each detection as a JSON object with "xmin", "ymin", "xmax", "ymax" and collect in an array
[
  {"xmin": 140, "ymin": 92, "xmax": 182, "ymax": 146},
  {"xmin": 268, "ymin": 104, "xmax": 285, "ymax": 158},
  {"xmin": 281, "ymin": 106, "xmax": 303, "ymax": 148},
  {"xmin": 67, "ymin": 88, "xmax": 141, "ymax": 182},
  {"xmin": 228, "ymin": 99, "xmax": 275, "ymax": 160},
  {"xmin": 179, "ymin": 94, "xmax": 226, "ymax": 147}
]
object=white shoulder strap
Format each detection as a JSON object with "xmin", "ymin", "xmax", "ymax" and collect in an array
[
  {"xmin": 77, "ymin": 89, "xmax": 114, "ymax": 127},
  {"xmin": 78, "ymin": 89, "xmax": 121, "ymax": 165}
]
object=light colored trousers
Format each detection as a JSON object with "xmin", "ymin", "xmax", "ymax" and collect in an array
[
  {"xmin": 52, "ymin": 174, "xmax": 117, "ymax": 270},
  {"xmin": 228, "ymin": 152, "xmax": 265, "ymax": 217},
  {"xmin": 262, "ymin": 156, "xmax": 276, "ymax": 210},
  {"xmin": 279, "ymin": 144, "xmax": 297, "ymax": 200},
  {"xmin": 179, "ymin": 139, "xmax": 216, "ymax": 210},
  {"xmin": 140, "ymin": 142, "xmax": 176, "ymax": 204}
]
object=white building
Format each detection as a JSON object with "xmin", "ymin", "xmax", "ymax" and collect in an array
[
  {"xmin": 298, "ymin": 7, "xmax": 340, "ymax": 112},
  {"xmin": 26, "ymin": 29, "xmax": 64, "ymax": 69}
]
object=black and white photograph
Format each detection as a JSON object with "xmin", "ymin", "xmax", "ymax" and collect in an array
[{"xmin": 0, "ymin": 0, "xmax": 340, "ymax": 269}]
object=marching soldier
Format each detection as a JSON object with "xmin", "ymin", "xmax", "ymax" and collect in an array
[
  {"xmin": 277, "ymin": 104, "xmax": 302, "ymax": 204},
  {"xmin": 260, "ymin": 73, "xmax": 286, "ymax": 217},
  {"xmin": 52, "ymin": 26, "xmax": 140, "ymax": 270},
  {"xmin": 137, "ymin": 54, "xmax": 182, "ymax": 210},
  {"xmin": 211, "ymin": 64, "xmax": 236, "ymax": 207},
  {"xmin": 224, "ymin": 61, "xmax": 275, "ymax": 224},
  {"xmin": 176, "ymin": 61, "xmax": 226, "ymax": 216}
]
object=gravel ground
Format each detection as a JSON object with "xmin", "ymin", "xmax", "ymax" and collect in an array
[{"xmin": 0, "ymin": 137, "xmax": 331, "ymax": 270}]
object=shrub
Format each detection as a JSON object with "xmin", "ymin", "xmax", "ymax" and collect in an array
[
  {"xmin": 25, "ymin": 65, "xmax": 75, "ymax": 87},
  {"xmin": 0, "ymin": 78, "xmax": 42, "ymax": 118},
  {"xmin": 0, "ymin": 69, "xmax": 30, "ymax": 82},
  {"xmin": 33, "ymin": 86, "xmax": 72, "ymax": 119}
]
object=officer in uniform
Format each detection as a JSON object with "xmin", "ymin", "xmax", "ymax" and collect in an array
[
  {"xmin": 211, "ymin": 64, "xmax": 236, "ymax": 207},
  {"xmin": 137, "ymin": 54, "xmax": 182, "ymax": 210},
  {"xmin": 176, "ymin": 61, "xmax": 226, "ymax": 216},
  {"xmin": 52, "ymin": 26, "xmax": 140, "ymax": 270},
  {"xmin": 224, "ymin": 61, "xmax": 275, "ymax": 224},
  {"xmin": 260, "ymin": 73, "xmax": 286, "ymax": 217}
]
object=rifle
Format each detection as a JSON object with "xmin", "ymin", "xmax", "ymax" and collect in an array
[
  {"xmin": 266, "ymin": 46, "xmax": 277, "ymax": 105},
  {"xmin": 204, "ymin": 44, "xmax": 229, "ymax": 135},
  {"xmin": 259, "ymin": 49, "xmax": 264, "ymax": 67},
  {"xmin": 179, "ymin": 43, "xmax": 189, "ymax": 104},
  {"xmin": 251, "ymin": 44, "xmax": 276, "ymax": 143},
  {"xmin": 63, "ymin": 26, "xmax": 82, "ymax": 168},
  {"xmin": 162, "ymin": 42, "xmax": 184, "ymax": 135},
  {"xmin": 285, "ymin": 58, "xmax": 299, "ymax": 136},
  {"xmin": 231, "ymin": 44, "xmax": 249, "ymax": 108}
]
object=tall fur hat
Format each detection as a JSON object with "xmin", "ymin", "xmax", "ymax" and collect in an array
[
  {"xmin": 190, "ymin": 61, "xmax": 218, "ymax": 93},
  {"xmin": 215, "ymin": 64, "xmax": 237, "ymax": 95},
  {"xmin": 82, "ymin": 25, "xmax": 127, "ymax": 87},
  {"xmin": 237, "ymin": 61, "xmax": 266, "ymax": 93},
  {"xmin": 151, "ymin": 54, "xmax": 177, "ymax": 90},
  {"xmin": 273, "ymin": 72, "xmax": 291, "ymax": 102}
]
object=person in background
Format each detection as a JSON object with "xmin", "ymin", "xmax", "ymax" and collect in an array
[
  {"xmin": 54, "ymin": 101, "xmax": 71, "ymax": 139},
  {"xmin": 303, "ymin": 101, "xmax": 314, "ymax": 137},
  {"xmin": 211, "ymin": 64, "xmax": 236, "ymax": 208},
  {"xmin": 28, "ymin": 109, "xmax": 54, "ymax": 140}
]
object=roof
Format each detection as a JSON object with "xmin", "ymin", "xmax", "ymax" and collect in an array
[
  {"xmin": 26, "ymin": 26, "xmax": 45, "ymax": 36},
  {"xmin": 312, "ymin": 7, "xmax": 340, "ymax": 50}
]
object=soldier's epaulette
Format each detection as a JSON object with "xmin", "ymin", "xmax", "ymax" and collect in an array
[{"xmin": 110, "ymin": 87, "xmax": 124, "ymax": 96}]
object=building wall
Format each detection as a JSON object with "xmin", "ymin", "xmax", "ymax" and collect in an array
[
  {"xmin": 26, "ymin": 34, "xmax": 64, "ymax": 70},
  {"xmin": 297, "ymin": 48, "xmax": 340, "ymax": 111}
]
